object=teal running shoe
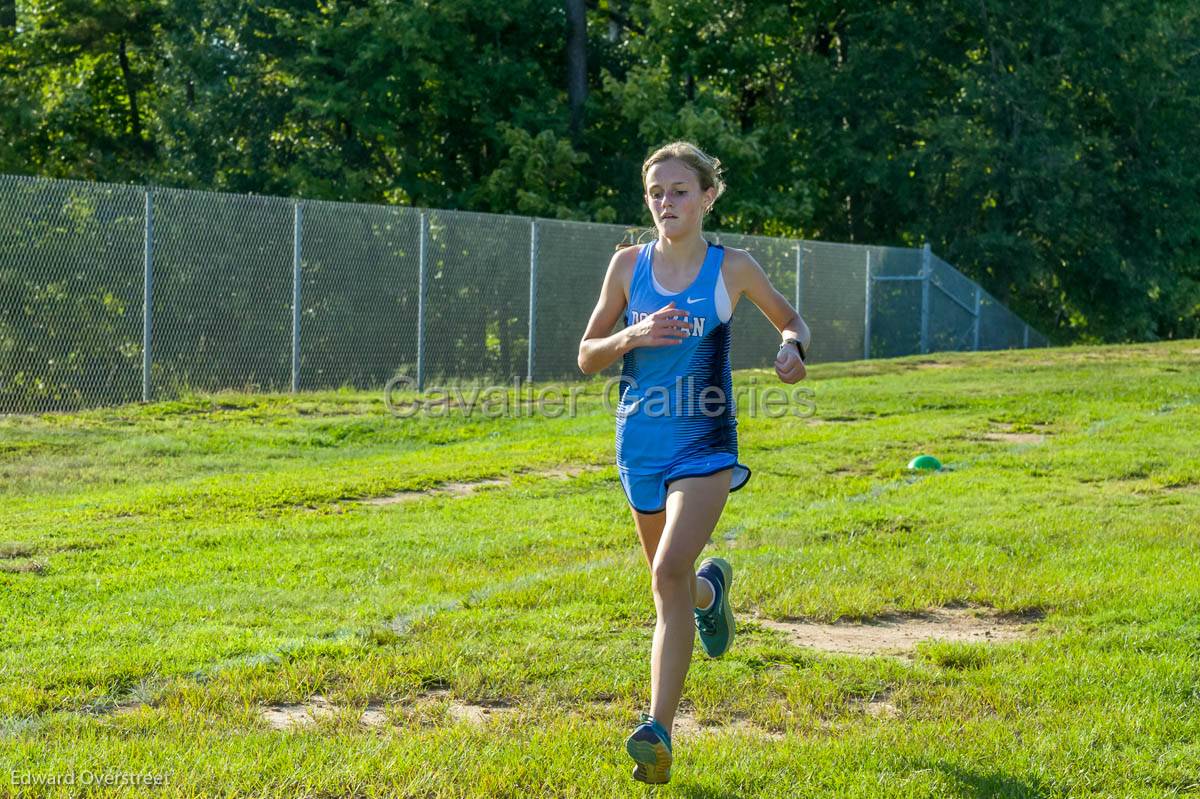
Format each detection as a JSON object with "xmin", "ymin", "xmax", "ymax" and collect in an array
[
  {"xmin": 625, "ymin": 712, "xmax": 672, "ymax": 784},
  {"xmin": 694, "ymin": 557, "xmax": 734, "ymax": 657}
]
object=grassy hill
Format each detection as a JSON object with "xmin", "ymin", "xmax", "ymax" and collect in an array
[{"xmin": 2, "ymin": 341, "xmax": 1198, "ymax": 797}]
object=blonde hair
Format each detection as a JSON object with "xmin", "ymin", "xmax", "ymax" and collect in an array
[
  {"xmin": 641, "ymin": 141, "xmax": 726, "ymax": 212},
  {"xmin": 616, "ymin": 141, "xmax": 725, "ymax": 250}
]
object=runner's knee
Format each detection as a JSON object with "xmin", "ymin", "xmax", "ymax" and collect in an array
[{"xmin": 651, "ymin": 552, "xmax": 694, "ymax": 592}]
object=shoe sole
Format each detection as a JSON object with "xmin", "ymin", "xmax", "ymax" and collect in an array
[
  {"xmin": 626, "ymin": 736, "xmax": 671, "ymax": 784},
  {"xmin": 699, "ymin": 557, "xmax": 735, "ymax": 657}
]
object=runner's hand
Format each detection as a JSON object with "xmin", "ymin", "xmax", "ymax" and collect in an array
[
  {"xmin": 775, "ymin": 344, "xmax": 806, "ymax": 383},
  {"xmin": 627, "ymin": 301, "xmax": 692, "ymax": 348}
]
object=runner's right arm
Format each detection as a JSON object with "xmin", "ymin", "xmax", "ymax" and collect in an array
[{"xmin": 578, "ymin": 248, "xmax": 690, "ymax": 375}]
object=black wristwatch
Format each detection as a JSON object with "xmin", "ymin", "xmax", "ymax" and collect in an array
[{"xmin": 780, "ymin": 338, "xmax": 806, "ymax": 363}]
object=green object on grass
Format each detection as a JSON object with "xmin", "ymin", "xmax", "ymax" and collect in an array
[{"xmin": 908, "ymin": 454, "xmax": 942, "ymax": 471}]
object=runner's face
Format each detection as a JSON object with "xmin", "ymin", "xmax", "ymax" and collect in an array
[{"xmin": 645, "ymin": 160, "xmax": 713, "ymax": 237}]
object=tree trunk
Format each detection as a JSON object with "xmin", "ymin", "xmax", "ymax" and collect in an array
[
  {"xmin": 607, "ymin": 0, "xmax": 624, "ymax": 42},
  {"xmin": 117, "ymin": 36, "xmax": 144, "ymax": 148},
  {"xmin": 836, "ymin": 19, "xmax": 854, "ymax": 242},
  {"xmin": 565, "ymin": 0, "xmax": 587, "ymax": 139}
]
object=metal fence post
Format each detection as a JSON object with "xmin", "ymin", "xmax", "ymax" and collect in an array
[
  {"xmin": 795, "ymin": 243, "xmax": 803, "ymax": 316},
  {"xmin": 863, "ymin": 249, "xmax": 872, "ymax": 360},
  {"xmin": 973, "ymin": 284, "xmax": 982, "ymax": 351},
  {"xmin": 417, "ymin": 211, "xmax": 428, "ymax": 392},
  {"xmin": 527, "ymin": 218, "xmax": 539, "ymax": 384},
  {"xmin": 920, "ymin": 243, "xmax": 932, "ymax": 354},
  {"xmin": 1023, "ymin": 323, "xmax": 1030, "ymax": 349},
  {"xmin": 142, "ymin": 190, "xmax": 154, "ymax": 403},
  {"xmin": 291, "ymin": 202, "xmax": 303, "ymax": 393}
]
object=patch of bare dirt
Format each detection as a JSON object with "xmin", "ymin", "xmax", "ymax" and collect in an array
[
  {"xmin": 845, "ymin": 690, "xmax": 902, "ymax": 719},
  {"xmin": 425, "ymin": 689, "xmax": 516, "ymax": 727},
  {"xmin": 255, "ymin": 692, "xmax": 882, "ymax": 737},
  {"xmin": 110, "ymin": 700, "xmax": 146, "ymax": 716},
  {"xmin": 751, "ymin": 606, "xmax": 1037, "ymax": 660},
  {"xmin": 259, "ymin": 691, "xmax": 517, "ymax": 731},
  {"xmin": 260, "ymin": 695, "xmax": 339, "ymax": 729},
  {"xmin": 980, "ymin": 422, "xmax": 1052, "ymax": 445},
  {"xmin": 982, "ymin": 431, "xmax": 1046, "ymax": 444},
  {"xmin": 671, "ymin": 709, "xmax": 784, "ymax": 740},
  {"xmin": 361, "ymin": 477, "xmax": 513, "ymax": 505},
  {"xmin": 540, "ymin": 464, "xmax": 600, "ymax": 480},
  {"xmin": 827, "ymin": 463, "xmax": 873, "ymax": 477},
  {"xmin": 359, "ymin": 464, "xmax": 603, "ymax": 506},
  {"xmin": 860, "ymin": 697, "xmax": 900, "ymax": 718},
  {"xmin": 83, "ymin": 698, "xmax": 150, "ymax": 718},
  {"xmin": 358, "ymin": 704, "xmax": 388, "ymax": 727}
]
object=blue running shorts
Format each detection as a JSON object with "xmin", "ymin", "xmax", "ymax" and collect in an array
[{"xmin": 619, "ymin": 453, "xmax": 752, "ymax": 515}]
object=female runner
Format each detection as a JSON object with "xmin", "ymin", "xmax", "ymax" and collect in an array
[{"xmin": 577, "ymin": 141, "xmax": 811, "ymax": 784}]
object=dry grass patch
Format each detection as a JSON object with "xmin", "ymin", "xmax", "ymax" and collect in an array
[
  {"xmin": 0, "ymin": 542, "xmax": 36, "ymax": 558},
  {"xmin": 0, "ymin": 559, "xmax": 45, "ymax": 574}
]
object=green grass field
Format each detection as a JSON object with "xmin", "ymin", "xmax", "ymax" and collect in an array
[{"xmin": 2, "ymin": 341, "xmax": 1199, "ymax": 797}]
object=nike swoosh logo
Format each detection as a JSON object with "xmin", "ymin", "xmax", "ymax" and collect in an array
[{"xmin": 686, "ymin": 296, "xmax": 703, "ymax": 304}]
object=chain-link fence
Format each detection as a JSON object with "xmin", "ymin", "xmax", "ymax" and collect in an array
[{"xmin": 0, "ymin": 174, "xmax": 1049, "ymax": 414}]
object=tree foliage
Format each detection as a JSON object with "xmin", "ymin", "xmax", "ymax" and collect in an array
[{"xmin": 1, "ymin": 0, "xmax": 1197, "ymax": 343}]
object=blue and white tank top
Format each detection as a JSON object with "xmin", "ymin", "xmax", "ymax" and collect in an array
[{"xmin": 615, "ymin": 239, "xmax": 741, "ymax": 474}]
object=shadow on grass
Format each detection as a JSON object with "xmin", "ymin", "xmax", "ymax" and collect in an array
[
  {"xmin": 671, "ymin": 759, "xmax": 1050, "ymax": 799},
  {"xmin": 917, "ymin": 759, "xmax": 1051, "ymax": 798},
  {"xmin": 671, "ymin": 786, "xmax": 756, "ymax": 799}
]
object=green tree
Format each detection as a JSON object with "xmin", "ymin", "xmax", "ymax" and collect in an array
[{"xmin": 0, "ymin": 0, "xmax": 1196, "ymax": 343}]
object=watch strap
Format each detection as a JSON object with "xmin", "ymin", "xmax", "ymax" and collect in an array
[{"xmin": 780, "ymin": 338, "xmax": 806, "ymax": 362}]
